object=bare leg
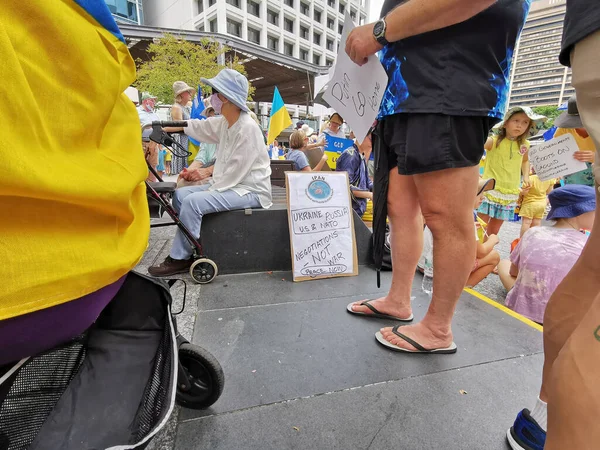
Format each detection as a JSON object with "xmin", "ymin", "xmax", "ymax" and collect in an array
[
  {"xmin": 545, "ymin": 292, "xmax": 600, "ymax": 449},
  {"xmin": 531, "ymin": 218, "xmax": 542, "ymax": 229},
  {"xmin": 486, "ymin": 217, "xmax": 504, "ymax": 238},
  {"xmin": 350, "ymin": 170, "xmax": 422, "ymax": 319},
  {"xmin": 497, "ymin": 259, "xmax": 517, "ymax": 291},
  {"xmin": 520, "ymin": 217, "xmax": 533, "ymax": 238},
  {"xmin": 380, "ymin": 166, "xmax": 479, "ymax": 350},
  {"xmin": 466, "ymin": 250, "xmax": 500, "ymax": 288}
]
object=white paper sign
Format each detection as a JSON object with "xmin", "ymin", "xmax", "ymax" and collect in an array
[
  {"xmin": 322, "ymin": 13, "xmax": 389, "ymax": 144},
  {"xmin": 286, "ymin": 172, "xmax": 358, "ymax": 281},
  {"xmin": 528, "ymin": 134, "xmax": 587, "ymax": 181}
]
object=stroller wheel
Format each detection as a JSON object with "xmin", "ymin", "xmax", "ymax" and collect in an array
[
  {"xmin": 190, "ymin": 258, "xmax": 218, "ymax": 284},
  {"xmin": 176, "ymin": 343, "xmax": 224, "ymax": 409}
]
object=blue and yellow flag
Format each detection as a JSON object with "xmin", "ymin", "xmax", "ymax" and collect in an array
[
  {"xmin": 267, "ymin": 87, "xmax": 292, "ymax": 145},
  {"xmin": 0, "ymin": 0, "xmax": 149, "ymax": 320},
  {"xmin": 324, "ymin": 134, "xmax": 355, "ymax": 169}
]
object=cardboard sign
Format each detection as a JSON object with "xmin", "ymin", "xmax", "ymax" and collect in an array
[
  {"xmin": 286, "ymin": 172, "xmax": 358, "ymax": 282},
  {"xmin": 323, "ymin": 134, "xmax": 355, "ymax": 169},
  {"xmin": 529, "ymin": 134, "xmax": 587, "ymax": 181},
  {"xmin": 322, "ymin": 13, "xmax": 388, "ymax": 144}
]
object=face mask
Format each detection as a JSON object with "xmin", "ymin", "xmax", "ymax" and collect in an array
[{"xmin": 210, "ymin": 93, "xmax": 223, "ymax": 115}]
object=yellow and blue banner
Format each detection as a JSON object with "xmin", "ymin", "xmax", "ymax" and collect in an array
[
  {"xmin": 0, "ymin": 0, "xmax": 149, "ymax": 320},
  {"xmin": 324, "ymin": 134, "xmax": 355, "ymax": 169},
  {"xmin": 267, "ymin": 87, "xmax": 292, "ymax": 145}
]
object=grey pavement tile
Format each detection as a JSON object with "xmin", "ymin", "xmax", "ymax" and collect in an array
[
  {"xmin": 182, "ymin": 288, "xmax": 542, "ymax": 419},
  {"xmin": 174, "ymin": 353, "xmax": 543, "ymax": 450}
]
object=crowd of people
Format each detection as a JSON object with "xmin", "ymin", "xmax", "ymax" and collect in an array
[{"xmin": 4, "ymin": 0, "xmax": 599, "ymax": 448}]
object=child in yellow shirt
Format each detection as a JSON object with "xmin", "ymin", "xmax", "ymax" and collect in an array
[{"xmin": 519, "ymin": 172, "xmax": 555, "ymax": 237}]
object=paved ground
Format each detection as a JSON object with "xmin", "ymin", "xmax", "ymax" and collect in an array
[{"xmin": 140, "ymin": 216, "xmax": 539, "ymax": 450}]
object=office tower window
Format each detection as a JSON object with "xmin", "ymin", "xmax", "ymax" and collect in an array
[
  {"xmin": 284, "ymin": 17, "xmax": 294, "ymax": 32},
  {"xmin": 284, "ymin": 42, "xmax": 294, "ymax": 56},
  {"xmin": 300, "ymin": 48, "xmax": 308, "ymax": 60},
  {"xmin": 247, "ymin": 0, "xmax": 260, "ymax": 17},
  {"xmin": 209, "ymin": 19, "xmax": 217, "ymax": 32},
  {"xmin": 226, "ymin": 0, "xmax": 240, "ymax": 8},
  {"xmin": 300, "ymin": 25, "xmax": 309, "ymax": 40},
  {"xmin": 227, "ymin": 18, "xmax": 241, "ymax": 37},
  {"xmin": 300, "ymin": 2, "xmax": 310, "ymax": 16},
  {"xmin": 326, "ymin": 38, "xmax": 334, "ymax": 51},
  {"xmin": 313, "ymin": 53, "xmax": 321, "ymax": 65},
  {"xmin": 267, "ymin": 35, "xmax": 279, "ymax": 51},
  {"xmin": 248, "ymin": 27, "xmax": 261, "ymax": 44},
  {"xmin": 267, "ymin": 9, "xmax": 279, "ymax": 25},
  {"xmin": 313, "ymin": 32, "xmax": 321, "ymax": 45},
  {"xmin": 314, "ymin": 9, "xmax": 322, "ymax": 23}
]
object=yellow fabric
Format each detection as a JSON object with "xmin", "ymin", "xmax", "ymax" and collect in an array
[
  {"xmin": 0, "ymin": 1, "xmax": 149, "ymax": 320},
  {"xmin": 482, "ymin": 136, "xmax": 530, "ymax": 204},
  {"xmin": 362, "ymin": 199, "xmax": 373, "ymax": 222},
  {"xmin": 519, "ymin": 175, "xmax": 553, "ymax": 219},
  {"xmin": 188, "ymin": 141, "xmax": 200, "ymax": 165},
  {"xmin": 553, "ymin": 128, "xmax": 596, "ymax": 151},
  {"xmin": 165, "ymin": 149, "xmax": 172, "ymax": 161},
  {"xmin": 475, "ymin": 216, "xmax": 488, "ymax": 243},
  {"xmin": 267, "ymin": 108, "xmax": 292, "ymax": 145}
]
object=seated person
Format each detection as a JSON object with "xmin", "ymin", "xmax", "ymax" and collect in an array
[
  {"xmin": 336, "ymin": 130, "xmax": 373, "ymax": 218},
  {"xmin": 148, "ymin": 69, "xmax": 272, "ymax": 277},
  {"xmin": 286, "ymin": 130, "xmax": 328, "ymax": 172},
  {"xmin": 467, "ymin": 178, "xmax": 501, "ymax": 288},
  {"xmin": 142, "ymin": 126, "xmax": 159, "ymax": 182},
  {"xmin": 178, "ymin": 107, "xmax": 218, "ymax": 187},
  {"xmin": 418, "ymin": 178, "xmax": 500, "ymax": 288},
  {"xmin": 498, "ymin": 185, "xmax": 596, "ymax": 324}
]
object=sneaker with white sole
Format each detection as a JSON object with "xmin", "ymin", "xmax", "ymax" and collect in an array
[{"xmin": 506, "ymin": 408, "xmax": 546, "ymax": 450}]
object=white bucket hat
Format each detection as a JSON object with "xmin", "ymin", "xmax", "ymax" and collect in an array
[
  {"xmin": 173, "ymin": 81, "xmax": 194, "ymax": 97},
  {"xmin": 301, "ymin": 123, "xmax": 315, "ymax": 137},
  {"xmin": 201, "ymin": 69, "xmax": 250, "ymax": 112}
]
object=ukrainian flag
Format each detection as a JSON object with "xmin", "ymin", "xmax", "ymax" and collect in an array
[
  {"xmin": 267, "ymin": 87, "xmax": 292, "ymax": 145},
  {"xmin": 0, "ymin": 1, "xmax": 149, "ymax": 320}
]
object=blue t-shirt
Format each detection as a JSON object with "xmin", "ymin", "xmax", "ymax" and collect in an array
[
  {"xmin": 286, "ymin": 150, "xmax": 310, "ymax": 171},
  {"xmin": 379, "ymin": 0, "xmax": 531, "ymax": 120}
]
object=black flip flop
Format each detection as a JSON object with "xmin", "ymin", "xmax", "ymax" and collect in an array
[
  {"xmin": 346, "ymin": 300, "xmax": 414, "ymax": 322},
  {"xmin": 375, "ymin": 325, "xmax": 457, "ymax": 354}
]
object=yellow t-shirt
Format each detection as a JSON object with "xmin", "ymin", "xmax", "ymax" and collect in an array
[
  {"xmin": 553, "ymin": 127, "xmax": 596, "ymax": 151},
  {"xmin": 482, "ymin": 136, "xmax": 530, "ymax": 198},
  {"xmin": 522, "ymin": 175, "xmax": 555, "ymax": 205},
  {"xmin": 0, "ymin": 2, "xmax": 149, "ymax": 320}
]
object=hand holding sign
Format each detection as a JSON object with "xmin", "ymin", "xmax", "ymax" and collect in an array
[
  {"xmin": 323, "ymin": 14, "xmax": 388, "ymax": 144},
  {"xmin": 529, "ymin": 134, "xmax": 588, "ymax": 181},
  {"xmin": 323, "ymin": 134, "xmax": 355, "ymax": 169}
]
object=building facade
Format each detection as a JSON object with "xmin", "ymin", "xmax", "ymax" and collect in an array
[
  {"xmin": 106, "ymin": 0, "xmax": 144, "ymax": 25},
  {"xmin": 508, "ymin": 0, "xmax": 573, "ymax": 108},
  {"xmin": 142, "ymin": 0, "xmax": 369, "ymax": 67}
]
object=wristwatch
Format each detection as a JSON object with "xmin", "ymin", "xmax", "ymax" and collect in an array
[{"xmin": 373, "ymin": 17, "xmax": 389, "ymax": 46}]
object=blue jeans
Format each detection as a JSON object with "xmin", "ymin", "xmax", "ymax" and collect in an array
[{"xmin": 171, "ymin": 184, "xmax": 261, "ymax": 259}]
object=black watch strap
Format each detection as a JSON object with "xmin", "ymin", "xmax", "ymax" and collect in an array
[{"xmin": 373, "ymin": 18, "xmax": 389, "ymax": 46}]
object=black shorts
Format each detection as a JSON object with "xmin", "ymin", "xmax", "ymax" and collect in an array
[{"xmin": 380, "ymin": 113, "xmax": 498, "ymax": 175}]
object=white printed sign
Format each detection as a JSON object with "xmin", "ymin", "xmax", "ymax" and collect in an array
[
  {"xmin": 286, "ymin": 172, "xmax": 358, "ymax": 282},
  {"xmin": 528, "ymin": 134, "xmax": 587, "ymax": 181},
  {"xmin": 322, "ymin": 13, "xmax": 389, "ymax": 144}
]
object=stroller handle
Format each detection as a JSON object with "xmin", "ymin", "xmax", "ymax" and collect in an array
[{"xmin": 153, "ymin": 120, "xmax": 188, "ymax": 128}]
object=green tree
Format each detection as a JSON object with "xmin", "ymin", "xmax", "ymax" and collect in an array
[
  {"xmin": 134, "ymin": 34, "xmax": 253, "ymax": 104},
  {"xmin": 533, "ymin": 105, "xmax": 561, "ymax": 129}
]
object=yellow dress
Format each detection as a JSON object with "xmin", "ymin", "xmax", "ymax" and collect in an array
[
  {"xmin": 519, "ymin": 175, "xmax": 554, "ymax": 219},
  {"xmin": 0, "ymin": 1, "xmax": 149, "ymax": 320},
  {"xmin": 480, "ymin": 136, "xmax": 530, "ymax": 221}
]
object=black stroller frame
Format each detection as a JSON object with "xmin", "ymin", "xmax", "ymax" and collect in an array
[
  {"xmin": 0, "ymin": 272, "xmax": 224, "ymax": 450},
  {"xmin": 145, "ymin": 120, "xmax": 218, "ymax": 284}
]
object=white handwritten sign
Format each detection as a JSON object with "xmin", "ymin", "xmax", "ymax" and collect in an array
[
  {"xmin": 322, "ymin": 13, "xmax": 388, "ymax": 144},
  {"xmin": 529, "ymin": 134, "xmax": 587, "ymax": 181},
  {"xmin": 286, "ymin": 172, "xmax": 358, "ymax": 282}
]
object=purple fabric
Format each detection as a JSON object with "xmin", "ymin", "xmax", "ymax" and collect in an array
[
  {"xmin": 0, "ymin": 276, "xmax": 126, "ymax": 366},
  {"xmin": 506, "ymin": 227, "xmax": 587, "ymax": 323}
]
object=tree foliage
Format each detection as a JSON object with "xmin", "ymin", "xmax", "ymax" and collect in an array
[
  {"xmin": 533, "ymin": 105, "xmax": 561, "ymax": 129},
  {"xmin": 134, "ymin": 34, "xmax": 253, "ymax": 104}
]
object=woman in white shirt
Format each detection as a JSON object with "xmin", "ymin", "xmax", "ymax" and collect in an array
[{"xmin": 149, "ymin": 69, "xmax": 272, "ymax": 277}]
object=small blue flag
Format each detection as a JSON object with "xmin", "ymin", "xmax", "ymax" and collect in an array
[
  {"xmin": 543, "ymin": 126, "xmax": 557, "ymax": 141},
  {"xmin": 188, "ymin": 85, "xmax": 206, "ymax": 146}
]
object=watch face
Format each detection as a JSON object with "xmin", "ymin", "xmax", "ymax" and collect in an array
[{"xmin": 373, "ymin": 21, "xmax": 384, "ymax": 37}]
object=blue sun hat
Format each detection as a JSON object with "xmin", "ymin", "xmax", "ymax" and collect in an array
[
  {"xmin": 201, "ymin": 69, "xmax": 250, "ymax": 112},
  {"xmin": 547, "ymin": 185, "xmax": 596, "ymax": 220}
]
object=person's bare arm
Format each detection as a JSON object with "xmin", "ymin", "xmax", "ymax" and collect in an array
[
  {"xmin": 306, "ymin": 138, "xmax": 326, "ymax": 150},
  {"xmin": 301, "ymin": 166, "xmax": 312, "ymax": 172},
  {"xmin": 521, "ymin": 152, "xmax": 530, "ymax": 185},
  {"xmin": 352, "ymin": 190, "xmax": 374, "ymax": 200},
  {"xmin": 484, "ymin": 137, "xmax": 494, "ymax": 151},
  {"xmin": 476, "ymin": 234, "xmax": 499, "ymax": 259},
  {"xmin": 509, "ymin": 263, "xmax": 519, "ymax": 277},
  {"xmin": 164, "ymin": 106, "xmax": 184, "ymax": 133},
  {"xmin": 346, "ymin": 0, "xmax": 497, "ymax": 65}
]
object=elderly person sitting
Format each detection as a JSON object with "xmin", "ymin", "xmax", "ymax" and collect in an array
[
  {"xmin": 149, "ymin": 69, "xmax": 272, "ymax": 276},
  {"xmin": 497, "ymin": 185, "xmax": 596, "ymax": 324}
]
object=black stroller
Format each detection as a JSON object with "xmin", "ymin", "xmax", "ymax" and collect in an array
[
  {"xmin": 145, "ymin": 120, "xmax": 218, "ymax": 284},
  {"xmin": 0, "ymin": 272, "xmax": 224, "ymax": 450}
]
